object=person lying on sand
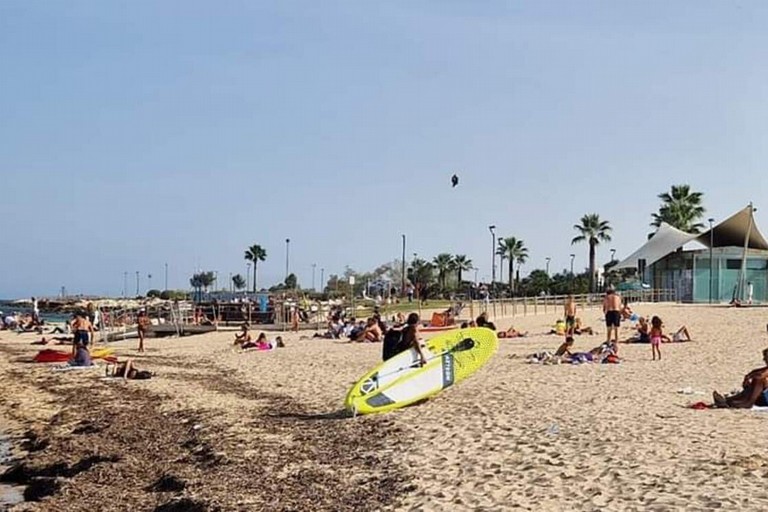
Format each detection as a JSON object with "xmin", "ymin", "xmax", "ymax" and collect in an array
[
  {"xmin": 713, "ymin": 348, "xmax": 768, "ymax": 408},
  {"xmin": 573, "ymin": 317, "xmax": 594, "ymax": 335},
  {"xmin": 234, "ymin": 324, "xmax": 252, "ymax": 345},
  {"xmin": 664, "ymin": 325, "xmax": 692, "ymax": 342},
  {"xmin": 498, "ymin": 325, "xmax": 528, "ymax": 338},
  {"xmin": 106, "ymin": 359, "xmax": 153, "ymax": 380},
  {"xmin": 242, "ymin": 333, "xmax": 284, "ymax": 350}
]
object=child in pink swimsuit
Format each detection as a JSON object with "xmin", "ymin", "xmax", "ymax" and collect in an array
[{"xmin": 650, "ymin": 316, "xmax": 663, "ymax": 361}]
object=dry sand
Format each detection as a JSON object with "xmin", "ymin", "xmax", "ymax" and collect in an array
[{"xmin": 2, "ymin": 303, "xmax": 768, "ymax": 511}]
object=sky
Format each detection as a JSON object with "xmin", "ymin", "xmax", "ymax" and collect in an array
[{"xmin": 2, "ymin": 1, "xmax": 768, "ymax": 298}]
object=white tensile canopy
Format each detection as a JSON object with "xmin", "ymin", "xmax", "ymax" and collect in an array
[{"xmin": 614, "ymin": 205, "xmax": 768, "ymax": 270}]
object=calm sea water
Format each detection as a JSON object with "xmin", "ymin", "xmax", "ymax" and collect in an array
[{"xmin": 0, "ymin": 302, "xmax": 70, "ymax": 324}]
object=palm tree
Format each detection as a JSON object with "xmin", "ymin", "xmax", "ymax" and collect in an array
[
  {"xmin": 571, "ymin": 214, "xmax": 613, "ymax": 292},
  {"xmin": 432, "ymin": 253, "xmax": 454, "ymax": 291},
  {"xmin": 452, "ymin": 255, "xmax": 473, "ymax": 285},
  {"xmin": 651, "ymin": 184, "xmax": 706, "ymax": 233},
  {"xmin": 232, "ymin": 274, "xmax": 246, "ymax": 292},
  {"xmin": 497, "ymin": 237, "xmax": 528, "ymax": 294},
  {"xmin": 244, "ymin": 244, "xmax": 267, "ymax": 293}
]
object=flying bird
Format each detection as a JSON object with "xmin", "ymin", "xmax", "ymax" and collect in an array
[{"xmin": 451, "ymin": 174, "xmax": 459, "ymax": 187}]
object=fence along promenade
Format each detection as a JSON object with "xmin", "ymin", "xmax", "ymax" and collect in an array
[{"xmin": 471, "ymin": 288, "xmax": 678, "ymax": 321}]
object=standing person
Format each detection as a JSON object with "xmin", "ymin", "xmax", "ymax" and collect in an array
[
  {"xmin": 748, "ymin": 281, "xmax": 754, "ymax": 305},
  {"xmin": 70, "ymin": 311, "xmax": 94, "ymax": 355},
  {"xmin": 564, "ymin": 294, "xmax": 577, "ymax": 336},
  {"xmin": 137, "ymin": 310, "xmax": 150, "ymax": 353},
  {"xmin": 291, "ymin": 306, "xmax": 300, "ymax": 332},
  {"xmin": 649, "ymin": 316, "xmax": 663, "ymax": 361},
  {"xmin": 602, "ymin": 289, "xmax": 622, "ymax": 351},
  {"xmin": 31, "ymin": 297, "xmax": 40, "ymax": 325}
]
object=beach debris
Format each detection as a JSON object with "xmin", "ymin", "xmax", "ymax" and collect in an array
[{"xmin": 677, "ymin": 387, "xmax": 704, "ymax": 395}]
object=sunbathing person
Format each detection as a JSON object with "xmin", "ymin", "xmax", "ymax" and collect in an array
[
  {"xmin": 69, "ymin": 344, "xmax": 92, "ymax": 367},
  {"xmin": 713, "ymin": 348, "xmax": 768, "ymax": 408},
  {"xmin": 234, "ymin": 324, "xmax": 252, "ymax": 345},
  {"xmin": 665, "ymin": 325, "xmax": 692, "ymax": 342},
  {"xmin": 242, "ymin": 332, "xmax": 269, "ymax": 350},
  {"xmin": 498, "ymin": 325, "xmax": 528, "ymax": 338},
  {"xmin": 573, "ymin": 317, "xmax": 594, "ymax": 335},
  {"xmin": 106, "ymin": 359, "xmax": 153, "ymax": 380},
  {"xmin": 476, "ymin": 312, "xmax": 497, "ymax": 331},
  {"xmin": 354, "ymin": 317, "xmax": 383, "ymax": 343}
]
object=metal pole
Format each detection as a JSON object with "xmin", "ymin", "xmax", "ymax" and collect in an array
[
  {"xmin": 545, "ymin": 257, "xmax": 550, "ymax": 276},
  {"xmin": 135, "ymin": 271, "xmax": 139, "ymax": 296},
  {"xmin": 164, "ymin": 262, "xmax": 168, "ymax": 291},
  {"xmin": 312, "ymin": 263, "xmax": 316, "ymax": 291},
  {"xmin": 401, "ymin": 234, "xmax": 406, "ymax": 295},
  {"xmin": 320, "ymin": 268, "xmax": 325, "ymax": 293},
  {"xmin": 489, "ymin": 225, "xmax": 496, "ymax": 284},
  {"xmin": 285, "ymin": 238, "xmax": 290, "ymax": 281},
  {"xmin": 708, "ymin": 218, "xmax": 714, "ymax": 303}
]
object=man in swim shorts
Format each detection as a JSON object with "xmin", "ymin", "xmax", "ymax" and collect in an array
[{"xmin": 603, "ymin": 289, "xmax": 622, "ymax": 350}]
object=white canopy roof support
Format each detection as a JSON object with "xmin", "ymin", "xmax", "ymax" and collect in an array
[{"xmin": 614, "ymin": 223, "xmax": 697, "ymax": 270}]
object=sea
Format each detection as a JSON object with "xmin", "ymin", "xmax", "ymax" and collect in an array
[{"xmin": 0, "ymin": 301, "xmax": 70, "ymax": 324}]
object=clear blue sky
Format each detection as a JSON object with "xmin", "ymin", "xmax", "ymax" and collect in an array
[{"xmin": 2, "ymin": 1, "xmax": 768, "ymax": 298}]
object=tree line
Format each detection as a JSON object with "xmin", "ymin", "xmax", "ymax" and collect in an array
[{"xmin": 183, "ymin": 184, "xmax": 706, "ymax": 298}]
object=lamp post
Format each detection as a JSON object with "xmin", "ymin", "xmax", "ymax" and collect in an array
[
  {"xmin": 709, "ymin": 217, "xmax": 715, "ymax": 303},
  {"xmin": 164, "ymin": 262, "xmax": 168, "ymax": 291},
  {"xmin": 135, "ymin": 271, "xmax": 139, "ymax": 296},
  {"xmin": 545, "ymin": 257, "xmax": 551, "ymax": 276},
  {"xmin": 123, "ymin": 271, "xmax": 128, "ymax": 298},
  {"xmin": 312, "ymin": 263, "xmax": 317, "ymax": 291},
  {"xmin": 489, "ymin": 225, "xmax": 496, "ymax": 283},
  {"xmin": 147, "ymin": 273, "xmax": 152, "ymax": 293},
  {"xmin": 569, "ymin": 254, "xmax": 575, "ymax": 275},
  {"xmin": 246, "ymin": 262, "xmax": 251, "ymax": 294},
  {"xmin": 320, "ymin": 268, "xmax": 325, "ymax": 293},
  {"xmin": 285, "ymin": 238, "xmax": 290, "ymax": 281},
  {"xmin": 401, "ymin": 234, "xmax": 406, "ymax": 295},
  {"xmin": 610, "ymin": 248, "xmax": 616, "ymax": 261}
]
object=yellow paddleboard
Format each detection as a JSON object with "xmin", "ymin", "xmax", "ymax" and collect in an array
[{"xmin": 345, "ymin": 327, "xmax": 498, "ymax": 415}]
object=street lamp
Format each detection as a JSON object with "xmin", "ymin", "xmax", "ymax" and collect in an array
[
  {"xmin": 285, "ymin": 238, "xmax": 290, "ymax": 280},
  {"xmin": 164, "ymin": 262, "xmax": 168, "ymax": 291},
  {"xmin": 545, "ymin": 257, "xmax": 551, "ymax": 276},
  {"xmin": 489, "ymin": 225, "xmax": 496, "ymax": 283},
  {"xmin": 320, "ymin": 268, "xmax": 325, "ymax": 293},
  {"xmin": 312, "ymin": 263, "xmax": 317, "ymax": 291},
  {"xmin": 569, "ymin": 254, "xmax": 575, "ymax": 275},
  {"xmin": 135, "ymin": 271, "xmax": 140, "ymax": 296},
  {"xmin": 610, "ymin": 248, "xmax": 616, "ymax": 262},
  {"xmin": 246, "ymin": 262, "xmax": 251, "ymax": 293},
  {"xmin": 401, "ymin": 234, "xmax": 406, "ymax": 295},
  {"xmin": 123, "ymin": 271, "xmax": 128, "ymax": 298},
  {"xmin": 709, "ymin": 217, "xmax": 715, "ymax": 303}
]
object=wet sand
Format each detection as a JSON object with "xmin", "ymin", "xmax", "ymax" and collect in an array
[{"xmin": 2, "ymin": 303, "xmax": 768, "ymax": 510}]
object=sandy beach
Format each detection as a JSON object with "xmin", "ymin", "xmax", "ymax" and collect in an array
[{"xmin": 2, "ymin": 303, "xmax": 768, "ymax": 511}]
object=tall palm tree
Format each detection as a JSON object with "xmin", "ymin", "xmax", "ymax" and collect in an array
[
  {"xmin": 497, "ymin": 237, "xmax": 528, "ymax": 294},
  {"xmin": 432, "ymin": 253, "xmax": 454, "ymax": 291},
  {"xmin": 571, "ymin": 214, "xmax": 612, "ymax": 292},
  {"xmin": 651, "ymin": 184, "xmax": 706, "ymax": 233},
  {"xmin": 244, "ymin": 244, "xmax": 267, "ymax": 293},
  {"xmin": 452, "ymin": 255, "xmax": 473, "ymax": 284}
]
